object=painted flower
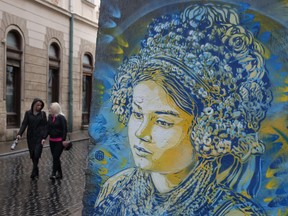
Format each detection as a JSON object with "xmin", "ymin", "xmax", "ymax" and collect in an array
[{"xmin": 222, "ymin": 26, "xmax": 252, "ymax": 59}]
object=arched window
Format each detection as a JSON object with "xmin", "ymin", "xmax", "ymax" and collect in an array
[
  {"xmin": 82, "ymin": 53, "xmax": 93, "ymax": 126},
  {"xmin": 48, "ymin": 42, "xmax": 60, "ymax": 105},
  {"xmin": 6, "ymin": 30, "xmax": 22, "ymax": 128}
]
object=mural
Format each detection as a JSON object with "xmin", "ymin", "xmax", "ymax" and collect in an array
[{"xmin": 83, "ymin": 1, "xmax": 288, "ymax": 215}]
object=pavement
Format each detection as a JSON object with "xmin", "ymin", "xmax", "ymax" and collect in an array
[{"xmin": 0, "ymin": 130, "xmax": 91, "ymax": 216}]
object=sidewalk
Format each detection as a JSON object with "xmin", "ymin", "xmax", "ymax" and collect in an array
[
  {"xmin": 0, "ymin": 129, "xmax": 90, "ymax": 157},
  {"xmin": 0, "ymin": 130, "xmax": 91, "ymax": 216}
]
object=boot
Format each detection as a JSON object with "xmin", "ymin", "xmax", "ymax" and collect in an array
[
  {"xmin": 50, "ymin": 171, "xmax": 56, "ymax": 180},
  {"xmin": 56, "ymin": 170, "xmax": 62, "ymax": 179},
  {"xmin": 30, "ymin": 168, "xmax": 37, "ymax": 179},
  {"xmin": 35, "ymin": 167, "xmax": 39, "ymax": 177},
  {"xmin": 56, "ymin": 162, "xmax": 62, "ymax": 179},
  {"xmin": 30, "ymin": 172, "xmax": 36, "ymax": 179},
  {"xmin": 31, "ymin": 158, "xmax": 39, "ymax": 179}
]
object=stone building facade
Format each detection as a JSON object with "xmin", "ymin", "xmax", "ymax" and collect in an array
[{"xmin": 0, "ymin": 0, "xmax": 99, "ymax": 141}]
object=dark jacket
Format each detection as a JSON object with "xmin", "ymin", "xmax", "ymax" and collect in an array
[
  {"xmin": 18, "ymin": 98, "xmax": 47, "ymax": 158},
  {"xmin": 45, "ymin": 114, "xmax": 67, "ymax": 141}
]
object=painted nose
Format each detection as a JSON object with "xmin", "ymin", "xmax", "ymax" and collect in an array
[{"xmin": 135, "ymin": 120, "xmax": 152, "ymax": 142}]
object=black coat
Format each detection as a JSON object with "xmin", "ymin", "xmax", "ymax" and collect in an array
[
  {"xmin": 18, "ymin": 99, "xmax": 47, "ymax": 159},
  {"xmin": 45, "ymin": 114, "xmax": 67, "ymax": 141}
]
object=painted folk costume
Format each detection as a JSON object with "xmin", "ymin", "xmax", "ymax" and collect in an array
[
  {"xmin": 94, "ymin": 3, "xmax": 272, "ymax": 215},
  {"xmin": 94, "ymin": 162, "xmax": 265, "ymax": 215}
]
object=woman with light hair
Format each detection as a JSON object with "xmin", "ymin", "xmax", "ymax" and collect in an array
[
  {"xmin": 94, "ymin": 3, "xmax": 272, "ymax": 215},
  {"xmin": 43, "ymin": 102, "xmax": 68, "ymax": 180}
]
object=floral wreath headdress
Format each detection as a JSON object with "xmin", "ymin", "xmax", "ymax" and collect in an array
[{"xmin": 111, "ymin": 3, "xmax": 273, "ymax": 160}]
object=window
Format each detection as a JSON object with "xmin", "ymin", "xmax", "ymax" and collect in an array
[
  {"xmin": 82, "ymin": 53, "xmax": 93, "ymax": 126},
  {"xmin": 48, "ymin": 43, "xmax": 60, "ymax": 105},
  {"xmin": 6, "ymin": 30, "xmax": 22, "ymax": 128}
]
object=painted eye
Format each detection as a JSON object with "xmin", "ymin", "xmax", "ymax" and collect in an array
[
  {"xmin": 132, "ymin": 111, "xmax": 143, "ymax": 120},
  {"xmin": 156, "ymin": 119, "xmax": 174, "ymax": 128}
]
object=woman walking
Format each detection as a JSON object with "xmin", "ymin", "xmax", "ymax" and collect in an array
[
  {"xmin": 17, "ymin": 98, "xmax": 47, "ymax": 179},
  {"xmin": 44, "ymin": 102, "xmax": 68, "ymax": 180}
]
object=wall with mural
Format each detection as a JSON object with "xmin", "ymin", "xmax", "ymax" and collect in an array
[{"xmin": 83, "ymin": 0, "xmax": 288, "ymax": 215}]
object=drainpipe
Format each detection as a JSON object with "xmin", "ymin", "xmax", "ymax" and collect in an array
[{"xmin": 68, "ymin": 1, "xmax": 74, "ymax": 132}]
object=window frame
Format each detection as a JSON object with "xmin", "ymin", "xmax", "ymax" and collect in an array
[
  {"xmin": 5, "ymin": 30, "xmax": 23, "ymax": 128},
  {"xmin": 48, "ymin": 42, "xmax": 61, "ymax": 105},
  {"xmin": 81, "ymin": 53, "xmax": 93, "ymax": 126}
]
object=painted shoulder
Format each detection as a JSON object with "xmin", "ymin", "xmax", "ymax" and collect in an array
[
  {"xmin": 94, "ymin": 168, "xmax": 135, "ymax": 206},
  {"xmin": 211, "ymin": 185, "xmax": 267, "ymax": 216}
]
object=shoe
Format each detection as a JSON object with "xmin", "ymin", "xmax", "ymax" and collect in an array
[
  {"xmin": 50, "ymin": 175, "xmax": 56, "ymax": 180},
  {"xmin": 50, "ymin": 173, "xmax": 56, "ymax": 180},
  {"xmin": 30, "ymin": 173, "xmax": 37, "ymax": 179},
  {"xmin": 31, "ymin": 167, "xmax": 39, "ymax": 179},
  {"xmin": 55, "ymin": 174, "xmax": 62, "ymax": 179}
]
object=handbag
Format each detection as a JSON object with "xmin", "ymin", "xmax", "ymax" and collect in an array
[{"xmin": 62, "ymin": 134, "xmax": 73, "ymax": 150}]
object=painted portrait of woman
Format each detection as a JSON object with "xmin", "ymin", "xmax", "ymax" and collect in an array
[{"xmin": 84, "ymin": 1, "xmax": 288, "ymax": 216}]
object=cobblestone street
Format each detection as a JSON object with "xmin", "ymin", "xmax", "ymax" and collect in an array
[{"xmin": 0, "ymin": 139, "xmax": 89, "ymax": 216}]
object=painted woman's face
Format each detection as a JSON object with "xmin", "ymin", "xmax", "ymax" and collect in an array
[{"xmin": 128, "ymin": 80, "xmax": 195, "ymax": 174}]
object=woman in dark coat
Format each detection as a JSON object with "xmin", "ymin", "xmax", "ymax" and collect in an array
[
  {"xmin": 44, "ymin": 102, "xmax": 68, "ymax": 180},
  {"xmin": 17, "ymin": 98, "xmax": 47, "ymax": 179}
]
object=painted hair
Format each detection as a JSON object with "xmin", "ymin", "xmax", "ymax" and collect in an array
[{"xmin": 111, "ymin": 3, "xmax": 272, "ymax": 160}]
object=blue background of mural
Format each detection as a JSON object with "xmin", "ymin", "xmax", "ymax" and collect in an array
[{"xmin": 83, "ymin": 0, "xmax": 288, "ymax": 215}]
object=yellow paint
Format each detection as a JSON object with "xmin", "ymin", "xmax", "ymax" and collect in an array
[
  {"xmin": 266, "ymin": 168, "xmax": 276, "ymax": 178},
  {"xmin": 117, "ymin": 37, "xmax": 129, "ymax": 48},
  {"xmin": 266, "ymin": 178, "xmax": 279, "ymax": 189},
  {"xmin": 114, "ymin": 123, "xmax": 126, "ymax": 133},
  {"xmin": 102, "ymin": 149, "xmax": 112, "ymax": 158},
  {"xmin": 112, "ymin": 57, "xmax": 122, "ymax": 62},
  {"xmin": 240, "ymin": 191, "xmax": 251, "ymax": 199},
  {"xmin": 278, "ymin": 208, "xmax": 288, "ymax": 216},
  {"xmin": 260, "ymin": 116, "xmax": 288, "ymax": 153},
  {"xmin": 225, "ymin": 209, "xmax": 245, "ymax": 216},
  {"xmin": 282, "ymin": 0, "xmax": 288, "ymax": 6},
  {"xmin": 275, "ymin": 86, "xmax": 288, "ymax": 103},
  {"xmin": 110, "ymin": 46, "xmax": 124, "ymax": 55},
  {"xmin": 120, "ymin": 158, "xmax": 127, "ymax": 168},
  {"xmin": 264, "ymin": 197, "xmax": 273, "ymax": 203},
  {"xmin": 276, "ymin": 94, "xmax": 288, "ymax": 103},
  {"xmin": 101, "ymin": 160, "xmax": 107, "ymax": 165},
  {"xmin": 98, "ymin": 168, "xmax": 108, "ymax": 175}
]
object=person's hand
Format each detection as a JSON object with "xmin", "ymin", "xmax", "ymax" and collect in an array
[
  {"xmin": 16, "ymin": 135, "xmax": 21, "ymax": 140},
  {"xmin": 41, "ymin": 139, "xmax": 46, "ymax": 145}
]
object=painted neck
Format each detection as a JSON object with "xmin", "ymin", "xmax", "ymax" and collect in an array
[{"xmin": 150, "ymin": 161, "xmax": 198, "ymax": 193}]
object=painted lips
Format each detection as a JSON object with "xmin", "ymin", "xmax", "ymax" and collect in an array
[{"xmin": 134, "ymin": 145, "xmax": 152, "ymax": 157}]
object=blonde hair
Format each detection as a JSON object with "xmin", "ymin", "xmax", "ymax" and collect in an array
[{"xmin": 50, "ymin": 102, "xmax": 64, "ymax": 116}]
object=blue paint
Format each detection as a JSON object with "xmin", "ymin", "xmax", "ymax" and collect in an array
[
  {"xmin": 84, "ymin": 1, "xmax": 288, "ymax": 215},
  {"xmin": 262, "ymin": 133, "xmax": 280, "ymax": 143},
  {"xmin": 259, "ymin": 31, "xmax": 271, "ymax": 43},
  {"xmin": 95, "ymin": 150, "xmax": 105, "ymax": 161},
  {"xmin": 270, "ymin": 156, "xmax": 287, "ymax": 169},
  {"xmin": 102, "ymin": 19, "xmax": 117, "ymax": 28},
  {"xmin": 268, "ymin": 195, "xmax": 288, "ymax": 207},
  {"xmin": 98, "ymin": 34, "xmax": 114, "ymax": 44}
]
